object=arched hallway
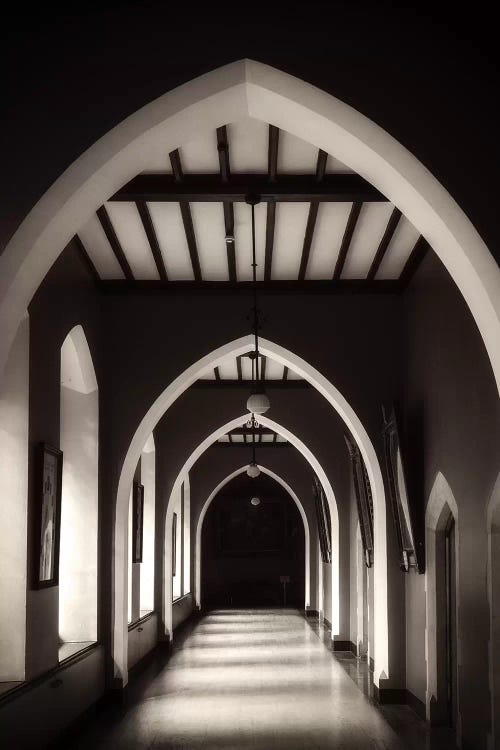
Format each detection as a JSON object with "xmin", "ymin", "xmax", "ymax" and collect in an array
[
  {"xmin": 62, "ymin": 610, "xmax": 456, "ymax": 750},
  {"xmin": 1, "ymin": 8, "xmax": 500, "ymax": 750}
]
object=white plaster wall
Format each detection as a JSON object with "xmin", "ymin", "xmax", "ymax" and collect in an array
[
  {"xmin": 183, "ymin": 476, "xmax": 191, "ymax": 595},
  {"xmin": 140, "ymin": 448, "xmax": 155, "ymax": 613},
  {"xmin": 59, "ymin": 387, "xmax": 98, "ymax": 643},
  {"xmin": 127, "ymin": 613, "xmax": 158, "ymax": 670},
  {"xmin": 405, "ymin": 570, "xmax": 426, "ymax": 703},
  {"xmin": 0, "ymin": 317, "xmax": 29, "ymax": 680},
  {"xmin": 322, "ymin": 563, "xmax": 332, "ymax": 628},
  {"xmin": 172, "ymin": 486, "xmax": 182, "ymax": 601},
  {"xmin": 0, "ymin": 646, "xmax": 105, "ymax": 747}
]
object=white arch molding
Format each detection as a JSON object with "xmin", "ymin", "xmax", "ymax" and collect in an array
[
  {"xmin": 195, "ymin": 466, "xmax": 311, "ymax": 615},
  {"xmin": 0, "ymin": 60, "xmax": 499, "ymax": 392},
  {"xmin": 112, "ymin": 335, "xmax": 388, "ymax": 689},
  {"xmin": 165, "ymin": 416, "xmax": 335, "ymax": 639}
]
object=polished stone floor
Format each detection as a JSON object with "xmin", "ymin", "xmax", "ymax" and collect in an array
[{"xmin": 65, "ymin": 609, "xmax": 457, "ymax": 749}]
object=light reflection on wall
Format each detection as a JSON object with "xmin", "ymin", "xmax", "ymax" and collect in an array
[
  {"xmin": 0, "ymin": 316, "xmax": 29, "ymax": 680},
  {"xmin": 140, "ymin": 434, "xmax": 156, "ymax": 614},
  {"xmin": 59, "ymin": 325, "xmax": 98, "ymax": 647}
]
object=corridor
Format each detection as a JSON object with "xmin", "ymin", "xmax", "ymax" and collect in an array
[{"xmin": 67, "ymin": 610, "xmax": 455, "ymax": 749}]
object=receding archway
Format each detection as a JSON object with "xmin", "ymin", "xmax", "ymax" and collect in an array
[
  {"xmin": 199, "ymin": 470, "xmax": 306, "ymax": 611},
  {"xmin": 162, "ymin": 415, "xmax": 338, "ymax": 640},
  {"xmin": 112, "ymin": 335, "xmax": 388, "ymax": 690},
  {"xmin": 195, "ymin": 465, "xmax": 311, "ymax": 615}
]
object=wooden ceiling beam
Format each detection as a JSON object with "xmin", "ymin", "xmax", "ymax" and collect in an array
[
  {"xmin": 193, "ymin": 379, "xmax": 311, "ymax": 389},
  {"xmin": 217, "ymin": 126, "xmax": 237, "ymax": 282},
  {"xmin": 73, "ymin": 234, "xmax": 100, "ymax": 282},
  {"xmin": 110, "ymin": 173, "xmax": 386, "ymax": 203},
  {"xmin": 222, "ymin": 445, "xmax": 285, "ymax": 449},
  {"xmin": 136, "ymin": 200, "xmax": 168, "ymax": 281},
  {"xmin": 333, "ymin": 201, "xmax": 362, "ymax": 280},
  {"xmin": 96, "ymin": 205, "xmax": 134, "ymax": 280},
  {"xmin": 366, "ymin": 207, "xmax": 401, "ymax": 281},
  {"xmin": 298, "ymin": 149, "xmax": 328, "ymax": 280},
  {"xmin": 169, "ymin": 149, "xmax": 202, "ymax": 281},
  {"xmin": 399, "ymin": 236, "xmax": 430, "ymax": 288},
  {"xmin": 99, "ymin": 278, "xmax": 401, "ymax": 294},
  {"xmin": 264, "ymin": 126, "xmax": 280, "ymax": 280}
]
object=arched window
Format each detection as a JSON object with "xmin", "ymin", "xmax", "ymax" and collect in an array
[
  {"xmin": 128, "ymin": 433, "xmax": 156, "ymax": 624},
  {"xmin": 59, "ymin": 325, "xmax": 98, "ymax": 660},
  {"xmin": 0, "ymin": 316, "xmax": 29, "ymax": 684}
]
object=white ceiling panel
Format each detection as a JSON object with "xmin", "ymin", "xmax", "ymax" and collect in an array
[
  {"xmin": 200, "ymin": 369, "xmax": 216, "ymax": 380},
  {"xmin": 234, "ymin": 202, "xmax": 267, "ymax": 281},
  {"xmin": 78, "ymin": 215, "xmax": 125, "ymax": 280},
  {"xmin": 341, "ymin": 203, "xmax": 394, "ymax": 279},
  {"xmin": 264, "ymin": 358, "xmax": 284, "ymax": 380},
  {"xmin": 325, "ymin": 154, "xmax": 353, "ymax": 173},
  {"xmin": 376, "ymin": 216, "xmax": 420, "ymax": 280},
  {"xmin": 272, "ymin": 203, "xmax": 310, "ymax": 280},
  {"xmin": 147, "ymin": 202, "xmax": 194, "ymax": 280},
  {"xmin": 276, "ymin": 434, "xmax": 287, "ymax": 443},
  {"xmin": 261, "ymin": 434, "xmax": 274, "ymax": 443},
  {"xmin": 218, "ymin": 435, "xmax": 230, "ymax": 443},
  {"xmin": 240, "ymin": 356, "xmax": 254, "ymax": 380},
  {"xmin": 105, "ymin": 202, "xmax": 159, "ymax": 280},
  {"xmin": 287, "ymin": 367, "xmax": 302, "ymax": 380},
  {"xmin": 217, "ymin": 358, "xmax": 238, "ymax": 380},
  {"xmin": 306, "ymin": 203, "xmax": 352, "ymax": 280},
  {"xmin": 229, "ymin": 118, "xmax": 268, "ymax": 172},
  {"xmin": 278, "ymin": 130, "xmax": 317, "ymax": 173},
  {"xmin": 232, "ymin": 434, "xmax": 244, "ymax": 443},
  {"xmin": 180, "ymin": 130, "xmax": 219, "ymax": 173},
  {"xmin": 191, "ymin": 203, "xmax": 228, "ymax": 281}
]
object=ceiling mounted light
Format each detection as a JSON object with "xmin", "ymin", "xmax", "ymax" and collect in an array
[
  {"xmin": 247, "ymin": 461, "xmax": 260, "ymax": 478},
  {"xmin": 247, "ymin": 390, "xmax": 270, "ymax": 416},
  {"xmin": 250, "ymin": 496, "xmax": 261, "ymax": 507}
]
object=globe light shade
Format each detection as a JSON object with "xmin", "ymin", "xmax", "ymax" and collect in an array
[
  {"xmin": 246, "ymin": 462, "xmax": 260, "ymax": 478},
  {"xmin": 246, "ymin": 391, "xmax": 270, "ymax": 415},
  {"xmin": 251, "ymin": 496, "xmax": 261, "ymax": 507}
]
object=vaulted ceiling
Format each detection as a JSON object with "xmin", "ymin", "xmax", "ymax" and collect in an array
[{"xmin": 75, "ymin": 118, "xmax": 428, "ymax": 288}]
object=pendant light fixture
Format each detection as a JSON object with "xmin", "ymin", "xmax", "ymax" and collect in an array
[
  {"xmin": 246, "ymin": 405, "xmax": 261, "ymax": 478},
  {"xmin": 246, "ymin": 195, "xmax": 270, "ymax": 417}
]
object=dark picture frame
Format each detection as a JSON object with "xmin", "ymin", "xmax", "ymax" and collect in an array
[
  {"xmin": 33, "ymin": 443, "xmax": 63, "ymax": 589},
  {"xmin": 382, "ymin": 403, "xmax": 423, "ymax": 573},
  {"xmin": 344, "ymin": 431, "xmax": 374, "ymax": 568},
  {"xmin": 132, "ymin": 482, "xmax": 144, "ymax": 563},
  {"xmin": 313, "ymin": 475, "xmax": 332, "ymax": 564}
]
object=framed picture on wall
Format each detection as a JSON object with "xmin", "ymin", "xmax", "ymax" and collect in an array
[
  {"xmin": 33, "ymin": 443, "xmax": 63, "ymax": 589},
  {"xmin": 132, "ymin": 482, "xmax": 144, "ymax": 563},
  {"xmin": 382, "ymin": 403, "xmax": 423, "ymax": 572},
  {"xmin": 344, "ymin": 431, "xmax": 374, "ymax": 568},
  {"xmin": 313, "ymin": 475, "xmax": 332, "ymax": 564}
]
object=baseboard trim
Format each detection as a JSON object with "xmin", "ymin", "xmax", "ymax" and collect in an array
[
  {"xmin": 406, "ymin": 690, "xmax": 426, "ymax": 719},
  {"xmin": 304, "ymin": 609, "xmax": 319, "ymax": 618},
  {"xmin": 332, "ymin": 639, "xmax": 356, "ymax": 652},
  {"xmin": 373, "ymin": 685, "xmax": 426, "ymax": 718}
]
